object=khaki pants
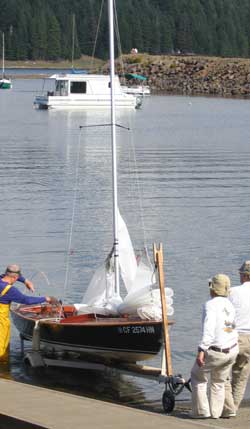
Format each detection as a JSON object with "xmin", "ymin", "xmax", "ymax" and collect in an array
[
  {"xmin": 224, "ymin": 334, "xmax": 250, "ymax": 414},
  {"xmin": 191, "ymin": 347, "xmax": 238, "ymax": 418}
]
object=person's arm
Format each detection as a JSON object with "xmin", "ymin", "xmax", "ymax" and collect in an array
[
  {"xmin": 6, "ymin": 286, "xmax": 47, "ymax": 305},
  {"xmin": 197, "ymin": 302, "xmax": 216, "ymax": 367},
  {"xmin": 17, "ymin": 275, "xmax": 35, "ymax": 293}
]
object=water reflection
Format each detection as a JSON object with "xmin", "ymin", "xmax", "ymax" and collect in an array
[
  {"xmin": 1, "ymin": 81, "xmax": 250, "ymax": 406},
  {"xmin": 5, "ymin": 350, "xmax": 167, "ymax": 412}
]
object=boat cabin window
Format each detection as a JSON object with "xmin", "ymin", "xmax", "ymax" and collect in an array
[
  {"xmin": 55, "ymin": 80, "xmax": 68, "ymax": 96},
  {"xmin": 70, "ymin": 81, "xmax": 87, "ymax": 94}
]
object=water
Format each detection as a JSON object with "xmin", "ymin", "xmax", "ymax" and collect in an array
[{"xmin": 0, "ymin": 78, "xmax": 250, "ymax": 411}]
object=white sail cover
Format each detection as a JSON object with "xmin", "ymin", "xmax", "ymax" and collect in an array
[
  {"xmin": 74, "ymin": 264, "xmax": 122, "ymax": 316},
  {"xmin": 74, "ymin": 211, "xmax": 174, "ymax": 319},
  {"xmin": 118, "ymin": 284, "xmax": 174, "ymax": 319}
]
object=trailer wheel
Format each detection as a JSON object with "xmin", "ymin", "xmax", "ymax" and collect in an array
[{"xmin": 162, "ymin": 389, "xmax": 175, "ymax": 413}]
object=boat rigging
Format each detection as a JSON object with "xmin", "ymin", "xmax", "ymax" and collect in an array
[{"xmin": 11, "ymin": 0, "xmax": 190, "ymax": 412}]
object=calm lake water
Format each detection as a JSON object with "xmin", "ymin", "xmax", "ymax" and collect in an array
[{"xmin": 0, "ymin": 78, "xmax": 250, "ymax": 411}]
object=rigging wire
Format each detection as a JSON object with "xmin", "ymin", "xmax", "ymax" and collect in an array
[
  {"xmin": 63, "ymin": 128, "xmax": 83, "ymax": 299},
  {"xmin": 90, "ymin": 0, "xmax": 125, "ymax": 76},
  {"xmin": 127, "ymin": 120, "xmax": 152, "ymax": 268},
  {"xmin": 90, "ymin": 0, "xmax": 105, "ymax": 71},
  {"xmin": 114, "ymin": 0, "xmax": 125, "ymax": 78}
]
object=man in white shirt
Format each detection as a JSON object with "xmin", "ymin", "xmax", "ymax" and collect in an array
[
  {"xmin": 223, "ymin": 261, "xmax": 250, "ymax": 417},
  {"xmin": 191, "ymin": 274, "xmax": 238, "ymax": 419}
]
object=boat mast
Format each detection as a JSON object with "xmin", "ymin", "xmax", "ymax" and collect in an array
[
  {"xmin": 2, "ymin": 32, "xmax": 5, "ymax": 78},
  {"xmin": 108, "ymin": 0, "xmax": 120, "ymax": 297},
  {"xmin": 71, "ymin": 14, "xmax": 75, "ymax": 69}
]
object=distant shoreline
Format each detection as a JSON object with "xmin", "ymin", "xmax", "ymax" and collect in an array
[{"xmin": 6, "ymin": 54, "xmax": 250, "ymax": 98}]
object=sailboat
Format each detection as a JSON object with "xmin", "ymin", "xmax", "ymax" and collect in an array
[
  {"xmin": 11, "ymin": 0, "xmax": 173, "ymax": 366},
  {"xmin": 0, "ymin": 32, "xmax": 12, "ymax": 89}
]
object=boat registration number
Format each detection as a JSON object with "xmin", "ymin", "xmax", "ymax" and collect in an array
[{"xmin": 117, "ymin": 326, "xmax": 155, "ymax": 334}]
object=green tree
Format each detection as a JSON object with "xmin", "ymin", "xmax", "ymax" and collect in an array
[{"xmin": 47, "ymin": 14, "xmax": 61, "ymax": 60}]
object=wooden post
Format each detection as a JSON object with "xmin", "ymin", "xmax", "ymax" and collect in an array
[{"xmin": 153, "ymin": 243, "xmax": 173, "ymax": 377}]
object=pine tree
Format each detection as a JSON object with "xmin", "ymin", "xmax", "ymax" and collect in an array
[{"xmin": 47, "ymin": 14, "xmax": 61, "ymax": 60}]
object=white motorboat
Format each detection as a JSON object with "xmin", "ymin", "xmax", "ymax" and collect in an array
[
  {"xmin": 34, "ymin": 73, "xmax": 142, "ymax": 109},
  {"xmin": 122, "ymin": 84, "xmax": 150, "ymax": 96},
  {"xmin": 121, "ymin": 73, "xmax": 150, "ymax": 96}
]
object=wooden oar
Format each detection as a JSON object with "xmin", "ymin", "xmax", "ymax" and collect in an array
[{"xmin": 153, "ymin": 243, "xmax": 173, "ymax": 377}]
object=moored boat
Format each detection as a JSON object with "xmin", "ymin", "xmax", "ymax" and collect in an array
[
  {"xmin": 34, "ymin": 73, "xmax": 142, "ymax": 109},
  {"xmin": 0, "ymin": 32, "xmax": 12, "ymax": 90},
  {"xmin": 121, "ymin": 73, "xmax": 150, "ymax": 96}
]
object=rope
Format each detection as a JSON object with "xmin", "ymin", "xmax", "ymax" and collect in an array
[
  {"xmin": 30, "ymin": 270, "xmax": 50, "ymax": 287},
  {"xmin": 63, "ymin": 128, "xmax": 82, "ymax": 298}
]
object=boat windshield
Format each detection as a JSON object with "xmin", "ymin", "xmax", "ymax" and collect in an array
[{"xmin": 55, "ymin": 80, "xmax": 68, "ymax": 96}]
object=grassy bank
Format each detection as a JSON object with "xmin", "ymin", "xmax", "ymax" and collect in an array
[{"xmin": 5, "ymin": 55, "xmax": 105, "ymax": 71}]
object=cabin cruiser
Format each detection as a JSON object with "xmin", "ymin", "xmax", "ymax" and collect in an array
[{"xmin": 34, "ymin": 73, "xmax": 142, "ymax": 109}]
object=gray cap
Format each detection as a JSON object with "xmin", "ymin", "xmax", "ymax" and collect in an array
[
  {"xmin": 209, "ymin": 274, "xmax": 231, "ymax": 297},
  {"xmin": 5, "ymin": 264, "xmax": 22, "ymax": 275},
  {"xmin": 239, "ymin": 260, "xmax": 250, "ymax": 274}
]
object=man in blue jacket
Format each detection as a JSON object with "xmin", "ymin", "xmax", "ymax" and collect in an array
[{"xmin": 0, "ymin": 264, "xmax": 58, "ymax": 361}]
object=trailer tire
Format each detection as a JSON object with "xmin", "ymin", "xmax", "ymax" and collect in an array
[{"xmin": 162, "ymin": 390, "xmax": 175, "ymax": 413}]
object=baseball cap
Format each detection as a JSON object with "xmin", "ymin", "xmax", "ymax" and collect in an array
[
  {"xmin": 239, "ymin": 260, "xmax": 250, "ymax": 274},
  {"xmin": 5, "ymin": 264, "xmax": 22, "ymax": 275}
]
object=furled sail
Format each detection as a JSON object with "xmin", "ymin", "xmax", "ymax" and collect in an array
[
  {"xmin": 117, "ymin": 210, "xmax": 137, "ymax": 292},
  {"xmin": 74, "ymin": 210, "xmax": 174, "ymax": 318},
  {"xmin": 118, "ymin": 283, "xmax": 174, "ymax": 320}
]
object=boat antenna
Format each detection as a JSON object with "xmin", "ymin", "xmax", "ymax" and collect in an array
[
  {"xmin": 71, "ymin": 14, "xmax": 75, "ymax": 69},
  {"xmin": 108, "ymin": 0, "xmax": 120, "ymax": 298},
  {"xmin": 2, "ymin": 32, "xmax": 5, "ymax": 78}
]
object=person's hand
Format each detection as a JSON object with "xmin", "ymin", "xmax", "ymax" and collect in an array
[
  {"xmin": 196, "ymin": 351, "xmax": 205, "ymax": 367},
  {"xmin": 25, "ymin": 279, "xmax": 35, "ymax": 293},
  {"xmin": 46, "ymin": 296, "xmax": 60, "ymax": 305}
]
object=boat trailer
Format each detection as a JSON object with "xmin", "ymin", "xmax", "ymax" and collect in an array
[
  {"xmin": 19, "ymin": 244, "xmax": 191, "ymax": 413},
  {"xmin": 20, "ymin": 336, "xmax": 190, "ymax": 413}
]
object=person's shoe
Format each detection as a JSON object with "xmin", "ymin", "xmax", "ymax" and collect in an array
[
  {"xmin": 221, "ymin": 412, "xmax": 236, "ymax": 419},
  {"xmin": 189, "ymin": 413, "xmax": 210, "ymax": 419}
]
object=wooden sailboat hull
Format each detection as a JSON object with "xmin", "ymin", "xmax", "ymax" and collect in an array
[{"xmin": 11, "ymin": 304, "xmax": 167, "ymax": 363}]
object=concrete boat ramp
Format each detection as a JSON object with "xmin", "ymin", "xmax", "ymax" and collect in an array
[{"xmin": 0, "ymin": 378, "xmax": 249, "ymax": 429}]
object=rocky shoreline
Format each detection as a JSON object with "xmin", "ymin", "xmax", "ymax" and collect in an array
[
  {"xmin": 117, "ymin": 54, "xmax": 250, "ymax": 98},
  {"xmin": 8, "ymin": 54, "xmax": 250, "ymax": 99}
]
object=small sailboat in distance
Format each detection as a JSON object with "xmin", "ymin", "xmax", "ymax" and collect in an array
[{"xmin": 0, "ymin": 32, "xmax": 12, "ymax": 89}]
